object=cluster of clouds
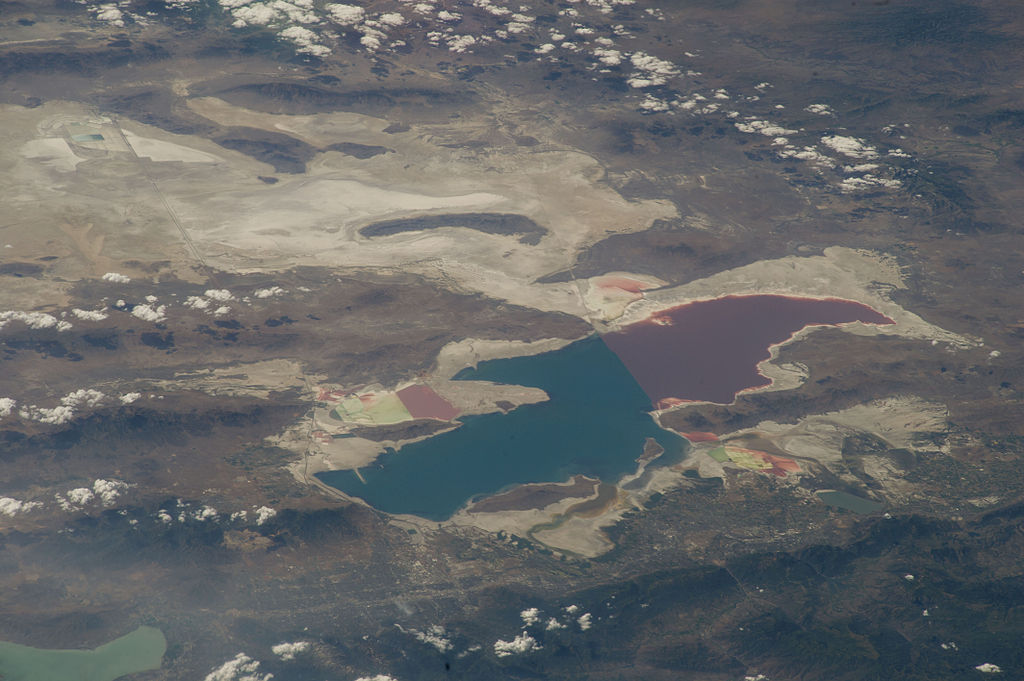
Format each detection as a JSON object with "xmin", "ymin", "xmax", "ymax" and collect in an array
[
  {"xmin": 203, "ymin": 653, "xmax": 273, "ymax": 681},
  {"xmin": 627, "ymin": 52, "xmax": 680, "ymax": 88},
  {"xmin": 636, "ymin": 72, "xmax": 913, "ymax": 194},
  {"xmin": 54, "ymin": 478, "xmax": 131, "ymax": 512},
  {"xmin": 0, "ymin": 310, "xmax": 72, "ymax": 333},
  {"xmin": 399, "ymin": 603, "xmax": 594, "ymax": 663},
  {"xmin": 271, "ymin": 640, "xmax": 310, "ymax": 660},
  {"xmin": 0, "ymin": 496, "xmax": 43, "ymax": 517},
  {"xmin": 489, "ymin": 604, "xmax": 592, "ymax": 658},
  {"xmin": 79, "ymin": 1, "xmax": 126, "ymax": 28},
  {"xmin": 206, "ymin": 648, "xmax": 397, "ymax": 681},
  {"xmin": 0, "ymin": 276, "xmax": 296, "ymax": 364},
  {"xmin": 158, "ymin": 0, "xmax": 648, "ymax": 59},
  {"xmin": 493, "ymin": 631, "xmax": 540, "ymax": 658},
  {"xmin": 4, "ymin": 388, "xmax": 141, "ymax": 426},
  {"xmin": 157, "ymin": 502, "xmax": 276, "ymax": 526},
  {"xmin": 404, "ymin": 624, "xmax": 453, "ymax": 653}
]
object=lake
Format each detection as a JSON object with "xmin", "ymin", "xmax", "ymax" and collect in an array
[
  {"xmin": 602, "ymin": 294, "xmax": 893, "ymax": 406},
  {"xmin": 0, "ymin": 626, "xmax": 166, "ymax": 681},
  {"xmin": 318, "ymin": 335, "xmax": 686, "ymax": 520},
  {"xmin": 817, "ymin": 490, "xmax": 885, "ymax": 514},
  {"xmin": 318, "ymin": 294, "xmax": 893, "ymax": 520}
]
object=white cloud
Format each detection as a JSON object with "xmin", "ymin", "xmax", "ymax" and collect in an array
[
  {"xmin": 577, "ymin": 613, "xmax": 592, "ymax": 630},
  {"xmin": 72, "ymin": 308, "xmax": 109, "ymax": 321},
  {"xmin": 545, "ymin": 618, "xmax": 566, "ymax": 630},
  {"xmin": 0, "ymin": 398, "xmax": 15, "ymax": 418},
  {"xmin": 67, "ymin": 487, "xmax": 96, "ymax": 507},
  {"xmin": 272, "ymin": 641, "xmax": 310, "ymax": 660},
  {"xmin": 821, "ymin": 134, "xmax": 878, "ymax": 159},
  {"xmin": 157, "ymin": 510, "xmax": 173, "ymax": 523},
  {"xmin": 32, "ymin": 405, "xmax": 75, "ymax": 425},
  {"xmin": 205, "ymin": 289, "xmax": 234, "ymax": 302},
  {"xmin": 253, "ymin": 286, "xmax": 286, "ymax": 299},
  {"xmin": 377, "ymin": 12, "xmax": 405, "ymax": 26},
  {"xmin": 437, "ymin": 10, "xmax": 460, "ymax": 21},
  {"xmin": 410, "ymin": 625, "xmax": 453, "ymax": 653},
  {"xmin": 22, "ymin": 389, "xmax": 107, "ymax": 426},
  {"xmin": 494, "ymin": 632, "xmax": 540, "ymax": 657},
  {"xmin": 120, "ymin": 392, "xmax": 141, "ymax": 404},
  {"xmin": 0, "ymin": 497, "xmax": 42, "ymax": 516},
  {"xmin": 592, "ymin": 48, "xmax": 622, "ymax": 65},
  {"xmin": 213, "ymin": 306, "xmax": 231, "ymax": 316},
  {"xmin": 255, "ymin": 506, "xmax": 277, "ymax": 525},
  {"xmin": 203, "ymin": 653, "xmax": 272, "ymax": 681},
  {"xmin": 279, "ymin": 25, "xmax": 332, "ymax": 56},
  {"xmin": 360, "ymin": 33, "xmax": 383, "ymax": 50},
  {"xmin": 131, "ymin": 304, "xmax": 167, "ymax": 323},
  {"xmin": 805, "ymin": 103, "xmax": 834, "ymax": 116},
  {"xmin": 194, "ymin": 505, "xmax": 218, "ymax": 521},
  {"xmin": 734, "ymin": 119, "xmax": 797, "ymax": 137},
  {"xmin": 63, "ymin": 389, "xmax": 106, "ymax": 409},
  {"xmin": 447, "ymin": 35, "xmax": 477, "ymax": 53},
  {"xmin": 777, "ymin": 145, "xmax": 835, "ymax": 167},
  {"xmin": 639, "ymin": 95, "xmax": 669, "ymax": 113},
  {"xmin": 627, "ymin": 51, "xmax": 679, "ymax": 87},
  {"xmin": 975, "ymin": 663, "xmax": 1002, "ymax": 673},
  {"xmin": 564, "ymin": 604, "xmax": 578, "ymax": 613},
  {"xmin": 0, "ymin": 311, "xmax": 60, "ymax": 330},
  {"xmin": 354, "ymin": 676, "xmax": 398, "ymax": 681},
  {"xmin": 93, "ymin": 479, "xmax": 130, "ymax": 506},
  {"xmin": 520, "ymin": 608, "xmax": 540, "ymax": 626},
  {"xmin": 473, "ymin": 0, "xmax": 512, "ymax": 17},
  {"xmin": 839, "ymin": 175, "xmax": 901, "ymax": 192},
  {"xmin": 94, "ymin": 4, "xmax": 125, "ymax": 26},
  {"xmin": 326, "ymin": 3, "xmax": 365, "ymax": 25},
  {"xmin": 232, "ymin": 4, "xmax": 278, "ymax": 26},
  {"xmin": 535, "ymin": 43, "xmax": 555, "ymax": 54},
  {"xmin": 184, "ymin": 296, "xmax": 210, "ymax": 309},
  {"xmin": 102, "ymin": 272, "xmax": 131, "ymax": 283}
]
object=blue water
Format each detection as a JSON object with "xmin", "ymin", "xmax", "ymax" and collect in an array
[{"xmin": 317, "ymin": 335, "xmax": 686, "ymax": 520}]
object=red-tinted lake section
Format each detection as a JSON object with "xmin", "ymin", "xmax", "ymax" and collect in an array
[
  {"xmin": 396, "ymin": 384, "xmax": 460, "ymax": 420},
  {"xmin": 601, "ymin": 295, "xmax": 894, "ymax": 407}
]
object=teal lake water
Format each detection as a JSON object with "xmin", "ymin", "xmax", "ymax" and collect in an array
[
  {"xmin": 817, "ymin": 490, "xmax": 884, "ymax": 514},
  {"xmin": 318, "ymin": 335, "xmax": 686, "ymax": 520},
  {"xmin": 0, "ymin": 626, "xmax": 166, "ymax": 681}
]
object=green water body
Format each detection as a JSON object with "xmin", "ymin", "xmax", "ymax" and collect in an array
[
  {"xmin": 318, "ymin": 335, "xmax": 686, "ymax": 520},
  {"xmin": 0, "ymin": 626, "xmax": 166, "ymax": 681},
  {"xmin": 817, "ymin": 490, "xmax": 884, "ymax": 514}
]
